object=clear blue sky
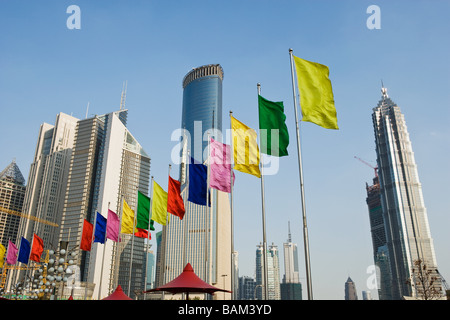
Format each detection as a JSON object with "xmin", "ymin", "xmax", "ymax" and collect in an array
[{"xmin": 1, "ymin": 0, "xmax": 449, "ymax": 300}]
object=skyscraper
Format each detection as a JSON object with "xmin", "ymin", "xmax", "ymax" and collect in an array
[
  {"xmin": 281, "ymin": 222, "xmax": 302, "ymax": 300},
  {"xmin": 256, "ymin": 243, "xmax": 281, "ymax": 300},
  {"xmin": 345, "ymin": 277, "xmax": 358, "ymax": 300},
  {"xmin": 366, "ymin": 174, "xmax": 393, "ymax": 300},
  {"xmin": 158, "ymin": 64, "xmax": 231, "ymax": 300},
  {"xmin": 60, "ymin": 109, "xmax": 151, "ymax": 299},
  {"xmin": 18, "ymin": 112, "xmax": 78, "ymax": 249},
  {"xmin": 372, "ymin": 86, "xmax": 442, "ymax": 299},
  {"xmin": 0, "ymin": 160, "xmax": 26, "ymax": 249}
]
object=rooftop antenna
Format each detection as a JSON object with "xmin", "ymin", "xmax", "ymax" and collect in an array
[
  {"xmin": 120, "ymin": 81, "xmax": 127, "ymax": 110},
  {"xmin": 85, "ymin": 102, "xmax": 90, "ymax": 119},
  {"xmin": 381, "ymin": 80, "xmax": 388, "ymax": 99},
  {"xmin": 288, "ymin": 221, "xmax": 292, "ymax": 243}
]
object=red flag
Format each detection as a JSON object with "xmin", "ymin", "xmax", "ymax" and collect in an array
[
  {"xmin": 167, "ymin": 176, "xmax": 185, "ymax": 219},
  {"xmin": 30, "ymin": 234, "xmax": 44, "ymax": 262},
  {"xmin": 80, "ymin": 219, "xmax": 93, "ymax": 251},
  {"xmin": 134, "ymin": 228, "xmax": 150, "ymax": 239}
]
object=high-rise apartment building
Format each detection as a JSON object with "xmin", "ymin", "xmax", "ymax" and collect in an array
[
  {"xmin": 345, "ymin": 277, "xmax": 358, "ymax": 300},
  {"xmin": 256, "ymin": 243, "xmax": 281, "ymax": 300},
  {"xmin": 60, "ymin": 109, "xmax": 150, "ymax": 299},
  {"xmin": 157, "ymin": 64, "xmax": 231, "ymax": 300},
  {"xmin": 281, "ymin": 223, "xmax": 302, "ymax": 300},
  {"xmin": 372, "ymin": 86, "xmax": 442, "ymax": 299},
  {"xmin": 0, "ymin": 160, "xmax": 26, "ymax": 249},
  {"xmin": 18, "ymin": 112, "xmax": 78, "ymax": 249}
]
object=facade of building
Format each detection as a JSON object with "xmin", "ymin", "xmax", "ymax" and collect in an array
[
  {"xmin": 366, "ymin": 174, "xmax": 393, "ymax": 300},
  {"xmin": 372, "ymin": 87, "xmax": 441, "ymax": 299},
  {"xmin": 0, "ymin": 160, "xmax": 26, "ymax": 249},
  {"xmin": 256, "ymin": 243, "xmax": 281, "ymax": 300},
  {"xmin": 18, "ymin": 112, "xmax": 78, "ymax": 249},
  {"xmin": 238, "ymin": 276, "xmax": 256, "ymax": 300},
  {"xmin": 157, "ymin": 64, "xmax": 231, "ymax": 300},
  {"xmin": 281, "ymin": 223, "xmax": 302, "ymax": 300},
  {"xmin": 60, "ymin": 109, "xmax": 151, "ymax": 299},
  {"xmin": 345, "ymin": 277, "xmax": 358, "ymax": 300}
]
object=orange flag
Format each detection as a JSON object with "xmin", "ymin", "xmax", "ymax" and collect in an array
[
  {"xmin": 80, "ymin": 219, "xmax": 93, "ymax": 251},
  {"xmin": 167, "ymin": 176, "xmax": 185, "ymax": 219},
  {"xmin": 134, "ymin": 228, "xmax": 150, "ymax": 239},
  {"xmin": 30, "ymin": 234, "xmax": 44, "ymax": 262}
]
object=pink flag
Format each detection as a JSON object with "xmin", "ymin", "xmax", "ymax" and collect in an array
[
  {"xmin": 210, "ymin": 138, "xmax": 235, "ymax": 193},
  {"xmin": 107, "ymin": 209, "xmax": 120, "ymax": 242},
  {"xmin": 6, "ymin": 240, "xmax": 18, "ymax": 265}
]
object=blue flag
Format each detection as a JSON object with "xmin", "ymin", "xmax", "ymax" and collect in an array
[
  {"xmin": 94, "ymin": 212, "xmax": 107, "ymax": 244},
  {"xmin": 18, "ymin": 237, "xmax": 30, "ymax": 264},
  {"xmin": 188, "ymin": 157, "xmax": 210, "ymax": 206}
]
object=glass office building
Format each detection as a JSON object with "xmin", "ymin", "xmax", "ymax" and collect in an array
[
  {"xmin": 372, "ymin": 87, "xmax": 441, "ymax": 299},
  {"xmin": 157, "ymin": 64, "xmax": 231, "ymax": 300}
]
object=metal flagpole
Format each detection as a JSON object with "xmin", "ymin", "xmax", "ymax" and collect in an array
[
  {"xmin": 289, "ymin": 48, "xmax": 313, "ymax": 300},
  {"xmin": 127, "ymin": 187, "xmax": 138, "ymax": 297},
  {"xmin": 257, "ymin": 83, "xmax": 269, "ymax": 300},
  {"xmin": 98, "ymin": 203, "xmax": 109, "ymax": 300},
  {"xmin": 143, "ymin": 177, "xmax": 153, "ymax": 300},
  {"xmin": 114, "ymin": 195, "xmax": 124, "ymax": 290},
  {"xmin": 229, "ymin": 110, "xmax": 235, "ymax": 300},
  {"xmin": 205, "ymin": 133, "xmax": 210, "ymax": 285}
]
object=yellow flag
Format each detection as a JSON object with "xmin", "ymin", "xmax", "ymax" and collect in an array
[
  {"xmin": 0, "ymin": 244, "xmax": 5, "ymax": 268},
  {"xmin": 121, "ymin": 199, "xmax": 135, "ymax": 234},
  {"xmin": 293, "ymin": 55, "xmax": 339, "ymax": 130},
  {"xmin": 151, "ymin": 180, "xmax": 169, "ymax": 226},
  {"xmin": 231, "ymin": 116, "xmax": 261, "ymax": 178}
]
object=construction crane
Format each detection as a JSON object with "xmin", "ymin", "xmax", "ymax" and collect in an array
[
  {"xmin": 0, "ymin": 206, "xmax": 58, "ymax": 227},
  {"xmin": 354, "ymin": 156, "xmax": 378, "ymax": 177}
]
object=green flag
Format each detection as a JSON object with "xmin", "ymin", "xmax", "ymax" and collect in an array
[
  {"xmin": 258, "ymin": 95, "xmax": 289, "ymax": 157},
  {"xmin": 136, "ymin": 191, "xmax": 150, "ymax": 229},
  {"xmin": 293, "ymin": 55, "xmax": 339, "ymax": 130}
]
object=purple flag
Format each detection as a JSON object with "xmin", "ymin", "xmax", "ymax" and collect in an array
[
  {"xmin": 6, "ymin": 240, "xmax": 18, "ymax": 265},
  {"xmin": 210, "ymin": 138, "xmax": 235, "ymax": 193},
  {"xmin": 107, "ymin": 209, "xmax": 120, "ymax": 242}
]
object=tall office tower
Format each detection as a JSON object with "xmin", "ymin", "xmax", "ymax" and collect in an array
[
  {"xmin": 180, "ymin": 64, "xmax": 223, "ymax": 182},
  {"xmin": 0, "ymin": 160, "xmax": 26, "ymax": 248},
  {"xmin": 158, "ymin": 64, "xmax": 231, "ymax": 300},
  {"xmin": 238, "ymin": 276, "xmax": 256, "ymax": 300},
  {"xmin": 366, "ymin": 174, "xmax": 393, "ymax": 300},
  {"xmin": 372, "ymin": 86, "xmax": 442, "ymax": 299},
  {"xmin": 345, "ymin": 277, "xmax": 358, "ymax": 300},
  {"xmin": 256, "ymin": 243, "xmax": 281, "ymax": 300},
  {"xmin": 60, "ymin": 109, "xmax": 151, "ymax": 299},
  {"xmin": 281, "ymin": 223, "xmax": 302, "ymax": 300},
  {"xmin": 18, "ymin": 113, "xmax": 78, "ymax": 248}
]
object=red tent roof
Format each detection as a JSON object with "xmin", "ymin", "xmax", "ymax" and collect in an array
[
  {"xmin": 144, "ymin": 263, "xmax": 231, "ymax": 295},
  {"xmin": 102, "ymin": 285, "xmax": 133, "ymax": 300}
]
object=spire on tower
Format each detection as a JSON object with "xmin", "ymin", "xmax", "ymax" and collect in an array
[
  {"xmin": 120, "ymin": 81, "xmax": 127, "ymax": 110},
  {"xmin": 381, "ymin": 80, "xmax": 388, "ymax": 99}
]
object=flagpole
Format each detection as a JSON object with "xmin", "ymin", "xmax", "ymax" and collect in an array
[
  {"xmin": 143, "ymin": 176, "xmax": 153, "ymax": 300},
  {"xmin": 257, "ymin": 83, "xmax": 269, "ymax": 300},
  {"xmin": 127, "ymin": 187, "xmax": 139, "ymax": 296},
  {"xmin": 229, "ymin": 110, "xmax": 235, "ymax": 300},
  {"xmin": 289, "ymin": 48, "xmax": 313, "ymax": 300},
  {"xmin": 98, "ymin": 204, "xmax": 109, "ymax": 300},
  {"xmin": 205, "ymin": 132, "xmax": 210, "ymax": 285}
]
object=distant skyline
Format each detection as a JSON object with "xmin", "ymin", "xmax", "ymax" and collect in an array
[{"xmin": 1, "ymin": 1, "xmax": 449, "ymax": 299}]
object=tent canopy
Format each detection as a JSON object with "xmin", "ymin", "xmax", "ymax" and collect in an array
[
  {"xmin": 144, "ymin": 263, "xmax": 231, "ymax": 296},
  {"xmin": 102, "ymin": 285, "xmax": 133, "ymax": 300}
]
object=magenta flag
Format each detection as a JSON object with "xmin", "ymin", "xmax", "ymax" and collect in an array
[
  {"xmin": 106, "ymin": 209, "xmax": 120, "ymax": 242},
  {"xmin": 6, "ymin": 240, "xmax": 18, "ymax": 265},
  {"xmin": 210, "ymin": 138, "xmax": 235, "ymax": 193}
]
